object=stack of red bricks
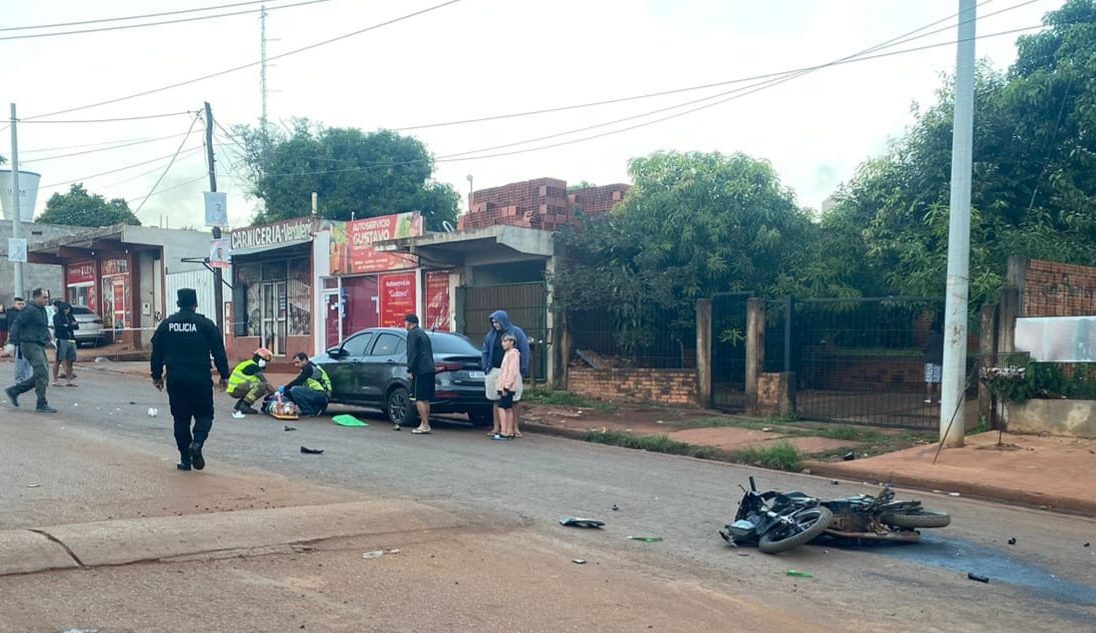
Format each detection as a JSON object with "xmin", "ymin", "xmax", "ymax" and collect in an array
[
  {"xmin": 1020, "ymin": 259, "xmax": 1096, "ymax": 317},
  {"xmin": 457, "ymin": 177, "xmax": 630, "ymax": 232}
]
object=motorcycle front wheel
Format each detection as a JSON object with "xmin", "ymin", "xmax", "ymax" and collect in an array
[
  {"xmin": 758, "ymin": 506, "xmax": 834, "ymax": 554},
  {"xmin": 881, "ymin": 508, "xmax": 951, "ymax": 528}
]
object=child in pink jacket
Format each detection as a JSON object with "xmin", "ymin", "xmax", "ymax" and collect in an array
[{"xmin": 494, "ymin": 334, "xmax": 521, "ymax": 440}]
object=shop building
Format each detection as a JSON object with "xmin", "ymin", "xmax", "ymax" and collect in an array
[
  {"xmin": 0, "ymin": 222, "xmax": 81, "ymax": 306},
  {"xmin": 26, "ymin": 225, "xmax": 214, "ymax": 348},
  {"xmin": 226, "ymin": 217, "xmax": 321, "ymax": 363}
]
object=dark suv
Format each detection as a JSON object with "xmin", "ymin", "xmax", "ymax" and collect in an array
[{"xmin": 313, "ymin": 327, "xmax": 491, "ymax": 426}]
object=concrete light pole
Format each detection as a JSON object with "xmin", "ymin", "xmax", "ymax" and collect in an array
[
  {"xmin": 9, "ymin": 103, "xmax": 24, "ymax": 300},
  {"xmin": 940, "ymin": 0, "xmax": 977, "ymax": 447}
]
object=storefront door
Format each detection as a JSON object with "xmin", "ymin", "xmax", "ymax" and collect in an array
[
  {"xmin": 323, "ymin": 290, "xmax": 343, "ymax": 350},
  {"xmin": 261, "ymin": 280, "xmax": 288, "ymax": 355}
]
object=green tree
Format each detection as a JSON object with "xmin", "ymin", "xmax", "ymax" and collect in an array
[
  {"xmin": 552, "ymin": 151, "xmax": 841, "ymax": 358},
  {"xmin": 567, "ymin": 180, "xmax": 597, "ymax": 192},
  {"xmin": 37, "ymin": 183, "xmax": 140, "ymax": 227},
  {"xmin": 826, "ymin": 0, "xmax": 1096, "ymax": 307},
  {"xmin": 236, "ymin": 120, "xmax": 459, "ymax": 230}
]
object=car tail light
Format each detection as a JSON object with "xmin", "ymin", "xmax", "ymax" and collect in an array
[
  {"xmin": 435, "ymin": 390, "xmax": 459, "ymax": 399},
  {"xmin": 434, "ymin": 361, "xmax": 463, "ymax": 373}
]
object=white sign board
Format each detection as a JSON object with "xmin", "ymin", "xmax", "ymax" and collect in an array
[
  {"xmin": 0, "ymin": 170, "xmax": 41, "ymax": 222},
  {"xmin": 1015, "ymin": 316, "xmax": 1096, "ymax": 363},
  {"xmin": 204, "ymin": 191, "xmax": 228, "ymax": 227},
  {"xmin": 7, "ymin": 237, "xmax": 27, "ymax": 263}
]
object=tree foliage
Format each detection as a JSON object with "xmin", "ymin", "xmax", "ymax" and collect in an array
[
  {"xmin": 826, "ymin": 0, "xmax": 1096, "ymax": 307},
  {"xmin": 552, "ymin": 151, "xmax": 842, "ymax": 357},
  {"xmin": 37, "ymin": 183, "xmax": 140, "ymax": 227},
  {"xmin": 235, "ymin": 119, "xmax": 459, "ymax": 230}
]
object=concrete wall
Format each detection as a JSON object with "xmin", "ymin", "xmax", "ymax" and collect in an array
[
  {"xmin": 0, "ymin": 223, "xmax": 80, "ymax": 304},
  {"xmin": 1004, "ymin": 399, "xmax": 1096, "ymax": 439},
  {"xmin": 121, "ymin": 226, "xmax": 210, "ymax": 276}
]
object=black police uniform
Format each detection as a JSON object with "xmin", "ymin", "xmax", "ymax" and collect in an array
[{"xmin": 150, "ymin": 289, "xmax": 229, "ymax": 470}]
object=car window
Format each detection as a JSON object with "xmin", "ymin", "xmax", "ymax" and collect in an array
[
  {"xmin": 369, "ymin": 333, "xmax": 403, "ymax": 356},
  {"xmin": 427, "ymin": 332, "xmax": 481, "ymax": 355},
  {"xmin": 71, "ymin": 306, "xmax": 94, "ymax": 315},
  {"xmin": 341, "ymin": 332, "xmax": 374, "ymax": 357}
]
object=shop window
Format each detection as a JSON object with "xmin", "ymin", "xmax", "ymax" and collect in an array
[
  {"xmin": 262, "ymin": 261, "xmax": 286, "ymax": 280},
  {"xmin": 236, "ymin": 263, "xmax": 262, "ymax": 337},
  {"xmin": 288, "ymin": 257, "xmax": 311, "ymax": 336}
]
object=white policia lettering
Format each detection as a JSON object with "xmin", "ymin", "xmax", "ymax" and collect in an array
[{"xmin": 168, "ymin": 323, "xmax": 198, "ymax": 332}]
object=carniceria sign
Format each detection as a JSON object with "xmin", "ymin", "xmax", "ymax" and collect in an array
[{"xmin": 230, "ymin": 218, "xmax": 313, "ymax": 252}]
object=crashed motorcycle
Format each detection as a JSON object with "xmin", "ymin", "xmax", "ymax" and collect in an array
[
  {"xmin": 720, "ymin": 477, "xmax": 951, "ymax": 554},
  {"xmin": 719, "ymin": 477, "xmax": 835, "ymax": 554}
]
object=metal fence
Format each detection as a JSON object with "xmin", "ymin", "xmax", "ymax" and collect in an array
[
  {"xmin": 457, "ymin": 282, "xmax": 548, "ymax": 381},
  {"xmin": 711, "ymin": 292, "xmax": 752, "ymax": 412},
  {"xmin": 569, "ymin": 305, "xmax": 695, "ymax": 369}
]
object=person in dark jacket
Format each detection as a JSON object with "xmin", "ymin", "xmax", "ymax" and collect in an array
[
  {"xmin": 52, "ymin": 302, "xmax": 79, "ymax": 387},
  {"xmin": 5, "ymin": 288, "xmax": 56, "ymax": 412},
  {"xmin": 922, "ymin": 324, "xmax": 944, "ymax": 405},
  {"xmin": 480, "ymin": 310, "xmax": 531, "ymax": 437},
  {"xmin": 0, "ymin": 302, "xmax": 9, "ymax": 348},
  {"xmin": 7, "ymin": 297, "xmax": 30, "ymax": 384},
  {"xmin": 404, "ymin": 314, "xmax": 435, "ymax": 434},
  {"xmin": 278, "ymin": 352, "xmax": 332, "ymax": 416},
  {"xmin": 150, "ymin": 288, "xmax": 230, "ymax": 471}
]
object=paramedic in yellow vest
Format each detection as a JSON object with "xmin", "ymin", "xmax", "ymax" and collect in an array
[
  {"xmin": 227, "ymin": 347, "xmax": 275, "ymax": 414},
  {"xmin": 278, "ymin": 352, "xmax": 332, "ymax": 416}
]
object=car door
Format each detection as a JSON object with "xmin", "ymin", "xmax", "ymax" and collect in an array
[
  {"xmin": 357, "ymin": 332, "xmax": 407, "ymax": 404},
  {"xmin": 323, "ymin": 331, "xmax": 374, "ymax": 402}
]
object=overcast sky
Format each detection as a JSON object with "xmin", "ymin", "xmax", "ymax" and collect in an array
[{"xmin": 2, "ymin": 0, "xmax": 1063, "ymax": 229}]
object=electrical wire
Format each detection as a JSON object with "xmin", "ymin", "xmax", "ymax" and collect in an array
[
  {"xmin": 21, "ymin": 131, "xmax": 196, "ymax": 164},
  {"xmin": 17, "ymin": 111, "xmax": 198, "ymax": 124},
  {"xmin": 133, "ymin": 114, "xmax": 203, "ymax": 214},
  {"xmin": 126, "ymin": 175, "xmax": 209, "ymax": 205},
  {"xmin": 19, "ymin": 133, "xmax": 191, "ymax": 155},
  {"xmin": 396, "ymin": 0, "xmax": 1036, "ymax": 131},
  {"xmin": 24, "ymin": 0, "xmax": 466, "ymax": 121},
  {"xmin": 99, "ymin": 150, "xmax": 206, "ymax": 189},
  {"xmin": 0, "ymin": 0, "xmax": 335, "ymax": 41},
  {"xmin": 40, "ymin": 146, "xmax": 206, "ymax": 189}
]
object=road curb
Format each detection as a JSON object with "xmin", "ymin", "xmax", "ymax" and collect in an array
[
  {"xmin": 0, "ymin": 500, "xmax": 467, "ymax": 577},
  {"xmin": 803, "ymin": 460, "xmax": 1096, "ymax": 518},
  {"xmin": 522, "ymin": 422, "xmax": 590, "ymax": 441}
]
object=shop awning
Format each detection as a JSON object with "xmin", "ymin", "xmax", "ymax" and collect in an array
[
  {"xmin": 26, "ymin": 224, "xmax": 167, "ymax": 265},
  {"xmin": 374, "ymin": 225, "xmax": 555, "ymax": 267}
]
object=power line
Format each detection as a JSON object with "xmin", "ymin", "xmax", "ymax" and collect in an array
[
  {"xmin": 0, "ymin": 0, "xmax": 335, "ymax": 41},
  {"xmin": 397, "ymin": 0, "xmax": 1035, "ymax": 132},
  {"xmin": 134, "ymin": 114, "xmax": 204, "ymax": 214},
  {"xmin": 19, "ymin": 133, "xmax": 189, "ymax": 155},
  {"xmin": 126, "ymin": 175, "xmax": 209, "ymax": 205},
  {"xmin": 24, "ymin": 0, "xmax": 466, "ymax": 121},
  {"xmin": 40, "ymin": 146, "xmax": 207, "ymax": 189},
  {"xmin": 17, "ymin": 111, "xmax": 198, "ymax": 124},
  {"xmin": 22, "ymin": 131, "xmax": 196, "ymax": 164},
  {"xmin": 99, "ymin": 151, "xmax": 206, "ymax": 189}
]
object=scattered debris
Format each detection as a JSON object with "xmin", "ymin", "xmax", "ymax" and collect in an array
[
  {"xmin": 801, "ymin": 468, "xmax": 812, "ymax": 475},
  {"xmin": 147, "ymin": 408, "xmax": 158, "ymax": 417},
  {"xmin": 572, "ymin": 559, "xmax": 587, "ymax": 565},
  {"xmin": 362, "ymin": 548, "xmax": 400, "ymax": 559},
  {"xmin": 785, "ymin": 569, "xmax": 813, "ymax": 578},
  {"xmin": 284, "ymin": 425, "xmax": 297, "ymax": 432},
  {"xmin": 1085, "ymin": 542, "xmax": 1090, "ymax": 548},
  {"xmin": 831, "ymin": 480, "xmax": 841, "ymax": 485},
  {"xmin": 611, "ymin": 504, "xmax": 620, "ymax": 512},
  {"xmin": 333, "ymin": 414, "xmax": 368, "ymax": 427},
  {"xmin": 626, "ymin": 536, "xmax": 663, "ymax": 542},
  {"xmin": 1007, "ymin": 537, "xmax": 1017, "ymax": 545},
  {"xmin": 300, "ymin": 446, "xmax": 324, "ymax": 455},
  {"xmin": 26, "ymin": 483, "xmax": 40, "ymax": 488},
  {"xmin": 948, "ymin": 492, "xmax": 961, "ymax": 497},
  {"xmin": 761, "ymin": 427, "xmax": 773, "ymax": 432},
  {"xmin": 559, "ymin": 516, "xmax": 605, "ymax": 529},
  {"xmin": 128, "ymin": 401, "xmax": 136, "ymax": 405},
  {"xmin": 967, "ymin": 572, "xmax": 990, "ymax": 583},
  {"xmin": 842, "ymin": 451, "xmax": 856, "ymax": 461}
]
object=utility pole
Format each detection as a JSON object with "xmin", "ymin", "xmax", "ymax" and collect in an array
[
  {"xmin": 9, "ymin": 103, "xmax": 24, "ymax": 300},
  {"xmin": 204, "ymin": 102, "xmax": 226, "ymax": 336},
  {"xmin": 260, "ymin": 4, "xmax": 269, "ymax": 136},
  {"xmin": 940, "ymin": 0, "xmax": 976, "ymax": 447}
]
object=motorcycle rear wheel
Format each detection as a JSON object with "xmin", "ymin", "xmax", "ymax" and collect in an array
[
  {"xmin": 758, "ymin": 506, "xmax": 834, "ymax": 554},
  {"xmin": 881, "ymin": 509, "xmax": 951, "ymax": 528}
]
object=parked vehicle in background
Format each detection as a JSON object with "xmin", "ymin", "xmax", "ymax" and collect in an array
[
  {"xmin": 313, "ymin": 327, "xmax": 492, "ymax": 426},
  {"xmin": 70, "ymin": 306, "xmax": 106, "ymax": 347}
]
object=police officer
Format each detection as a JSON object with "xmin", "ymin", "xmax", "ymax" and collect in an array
[{"xmin": 150, "ymin": 288, "xmax": 229, "ymax": 471}]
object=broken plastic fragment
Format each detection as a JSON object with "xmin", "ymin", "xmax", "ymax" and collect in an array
[{"xmin": 559, "ymin": 516, "xmax": 605, "ymax": 529}]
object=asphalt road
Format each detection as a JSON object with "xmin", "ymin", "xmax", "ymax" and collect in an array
[{"xmin": 2, "ymin": 364, "xmax": 1095, "ymax": 632}]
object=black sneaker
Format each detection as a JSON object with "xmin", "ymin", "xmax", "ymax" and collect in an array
[
  {"xmin": 189, "ymin": 441, "xmax": 205, "ymax": 471},
  {"xmin": 176, "ymin": 461, "xmax": 192, "ymax": 471},
  {"xmin": 35, "ymin": 403, "xmax": 57, "ymax": 413},
  {"xmin": 5, "ymin": 387, "xmax": 19, "ymax": 407},
  {"xmin": 234, "ymin": 400, "xmax": 258, "ymax": 415}
]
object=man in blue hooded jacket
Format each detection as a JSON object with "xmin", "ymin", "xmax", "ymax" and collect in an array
[{"xmin": 481, "ymin": 310, "xmax": 531, "ymax": 437}]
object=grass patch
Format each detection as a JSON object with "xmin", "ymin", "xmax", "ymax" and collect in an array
[
  {"xmin": 525, "ymin": 387, "xmax": 616, "ymax": 412},
  {"xmin": 583, "ymin": 430, "xmax": 802, "ymax": 471},
  {"xmin": 729, "ymin": 441, "xmax": 802, "ymax": 472}
]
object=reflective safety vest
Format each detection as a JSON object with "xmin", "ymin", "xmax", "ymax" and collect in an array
[
  {"xmin": 228, "ymin": 359, "xmax": 262, "ymax": 391},
  {"xmin": 306, "ymin": 365, "xmax": 332, "ymax": 394}
]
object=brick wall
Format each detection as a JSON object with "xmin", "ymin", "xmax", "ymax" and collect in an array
[
  {"xmin": 459, "ymin": 178, "xmax": 630, "ymax": 232},
  {"xmin": 567, "ymin": 367, "xmax": 698, "ymax": 407},
  {"xmin": 1019, "ymin": 259, "xmax": 1096, "ymax": 317}
]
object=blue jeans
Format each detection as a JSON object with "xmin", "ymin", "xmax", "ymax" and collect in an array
[{"xmin": 288, "ymin": 386, "xmax": 329, "ymax": 416}]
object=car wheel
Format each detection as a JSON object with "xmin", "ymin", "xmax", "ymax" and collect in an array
[
  {"xmin": 468, "ymin": 407, "xmax": 493, "ymax": 427},
  {"xmin": 386, "ymin": 386, "xmax": 416, "ymax": 426}
]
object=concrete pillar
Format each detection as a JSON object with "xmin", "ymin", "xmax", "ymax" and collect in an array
[
  {"xmin": 776, "ymin": 372, "xmax": 797, "ymax": 417},
  {"xmin": 745, "ymin": 297, "xmax": 765, "ymax": 414},
  {"xmin": 559, "ymin": 313, "xmax": 572, "ymax": 391},
  {"xmin": 978, "ymin": 302, "xmax": 998, "ymax": 428},
  {"xmin": 695, "ymin": 299, "xmax": 712, "ymax": 408},
  {"xmin": 997, "ymin": 287, "xmax": 1021, "ymax": 355}
]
